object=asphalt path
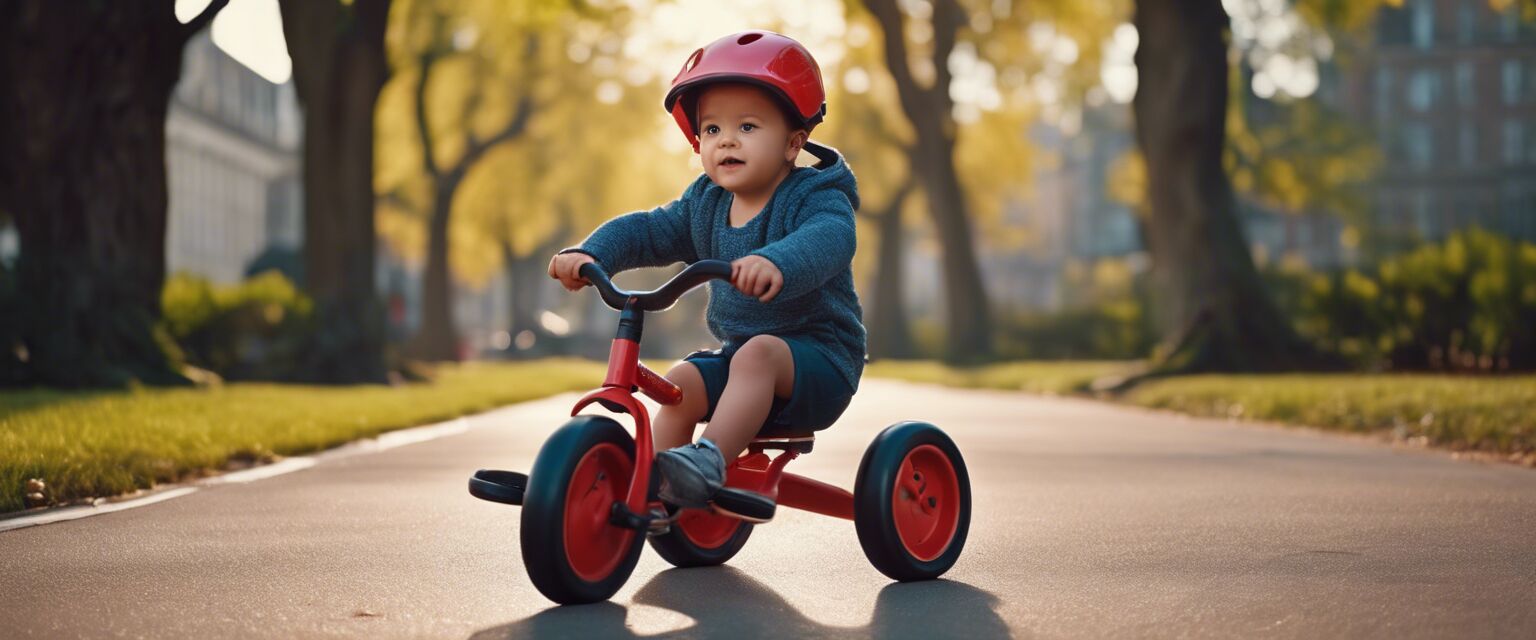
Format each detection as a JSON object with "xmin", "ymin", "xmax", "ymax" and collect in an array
[{"xmin": 2, "ymin": 379, "xmax": 1534, "ymax": 638}]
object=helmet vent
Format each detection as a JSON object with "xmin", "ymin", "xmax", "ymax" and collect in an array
[
  {"xmin": 737, "ymin": 33, "xmax": 763, "ymax": 45},
  {"xmin": 684, "ymin": 49, "xmax": 702, "ymax": 71}
]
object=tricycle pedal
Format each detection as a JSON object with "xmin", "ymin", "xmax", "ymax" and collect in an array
[
  {"xmin": 468, "ymin": 469, "xmax": 527, "ymax": 506},
  {"xmin": 712, "ymin": 487, "xmax": 775, "ymax": 523},
  {"xmin": 608, "ymin": 501, "xmax": 672, "ymax": 533},
  {"xmin": 645, "ymin": 508, "xmax": 673, "ymax": 536}
]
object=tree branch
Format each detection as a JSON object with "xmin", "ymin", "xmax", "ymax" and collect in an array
[
  {"xmin": 459, "ymin": 51, "xmax": 492, "ymax": 153},
  {"xmin": 864, "ymin": 0, "xmax": 924, "ymax": 116},
  {"xmin": 856, "ymin": 177, "xmax": 915, "ymax": 222},
  {"xmin": 378, "ymin": 189, "xmax": 421, "ymax": 217},
  {"xmin": 456, "ymin": 92, "xmax": 535, "ymax": 174},
  {"xmin": 414, "ymin": 49, "xmax": 443, "ymax": 179},
  {"xmin": 354, "ymin": 0, "xmax": 393, "ymax": 59},
  {"xmin": 864, "ymin": 0, "xmax": 957, "ymax": 142},
  {"xmin": 179, "ymin": 0, "xmax": 230, "ymax": 44},
  {"xmin": 930, "ymin": 0, "xmax": 962, "ymax": 114},
  {"xmin": 453, "ymin": 35, "xmax": 542, "ymax": 175}
]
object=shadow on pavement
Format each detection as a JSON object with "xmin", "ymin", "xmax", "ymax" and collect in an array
[{"xmin": 469, "ymin": 566, "xmax": 1011, "ymax": 639}]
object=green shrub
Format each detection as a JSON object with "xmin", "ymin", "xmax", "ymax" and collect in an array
[
  {"xmin": 1282, "ymin": 229, "xmax": 1536, "ymax": 371},
  {"xmin": 160, "ymin": 270, "xmax": 315, "ymax": 380},
  {"xmin": 997, "ymin": 300, "xmax": 1154, "ymax": 360},
  {"xmin": 993, "ymin": 257, "xmax": 1156, "ymax": 361}
]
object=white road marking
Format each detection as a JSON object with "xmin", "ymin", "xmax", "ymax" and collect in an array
[
  {"xmin": 0, "ymin": 487, "xmax": 199, "ymax": 533},
  {"xmin": 0, "ymin": 412, "xmax": 493, "ymax": 533}
]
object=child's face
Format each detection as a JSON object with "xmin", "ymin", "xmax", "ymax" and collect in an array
[{"xmin": 696, "ymin": 84, "xmax": 808, "ymax": 195}]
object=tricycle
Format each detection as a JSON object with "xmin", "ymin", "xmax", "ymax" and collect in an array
[{"xmin": 469, "ymin": 260, "xmax": 971, "ymax": 605}]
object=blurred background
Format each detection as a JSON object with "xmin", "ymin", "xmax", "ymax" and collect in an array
[{"xmin": 2, "ymin": 0, "xmax": 1534, "ymax": 388}]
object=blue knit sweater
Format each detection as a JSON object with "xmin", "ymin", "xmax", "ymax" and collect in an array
[{"xmin": 577, "ymin": 143, "xmax": 865, "ymax": 390}]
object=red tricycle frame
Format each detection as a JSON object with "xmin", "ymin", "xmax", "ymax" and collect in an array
[{"xmin": 469, "ymin": 258, "xmax": 971, "ymax": 605}]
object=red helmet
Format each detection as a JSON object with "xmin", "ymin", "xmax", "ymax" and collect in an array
[{"xmin": 663, "ymin": 31, "xmax": 826, "ymax": 153}]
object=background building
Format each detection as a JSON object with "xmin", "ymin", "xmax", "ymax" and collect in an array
[
  {"xmin": 991, "ymin": 104, "xmax": 1142, "ymax": 312},
  {"xmin": 1337, "ymin": 0, "xmax": 1536, "ymax": 244},
  {"xmin": 165, "ymin": 30, "xmax": 302, "ymax": 284}
]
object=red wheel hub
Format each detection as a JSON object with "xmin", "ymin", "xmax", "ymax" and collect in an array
[
  {"xmin": 677, "ymin": 510, "xmax": 741, "ymax": 549},
  {"xmin": 891, "ymin": 444, "xmax": 960, "ymax": 562},
  {"xmin": 563, "ymin": 443, "xmax": 635, "ymax": 582}
]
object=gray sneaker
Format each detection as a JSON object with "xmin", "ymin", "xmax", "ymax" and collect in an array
[{"xmin": 656, "ymin": 438, "xmax": 726, "ymax": 509}]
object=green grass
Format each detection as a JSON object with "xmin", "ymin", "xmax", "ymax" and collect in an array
[
  {"xmin": 1124, "ymin": 374, "xmax": 1536, "ymax": 456},
  {"xmin": 865, "ymin": 359, "xmax": 1139, "ymax": 395},
  {"xmin": 867, "ymin": 361, "xmax": 1536, "ymax": 461},
  {"xmin": 0, "ymin": 359, "xmax": 607, "ymax": 514}
]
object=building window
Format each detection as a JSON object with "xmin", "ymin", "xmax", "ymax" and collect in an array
[
  {"xmin": 1411, "ymin": 0, "xmax": 1435, "ymax": 49},
  {"xmin": 1378, "ymin": 5, "xmax": 1412, "ymax": 45},
  {"xmin": 1460, "ymin": 122, "xmax": 1478, "ymax": 166},
  {"xmin": 1500, "ymin": 6, "xmax": 1520, "ymax": 42},
  {"xmin": 1502, "ymin": 184, "xmax": 1522, "ymax": 235},
  {"xmin": 1375, "ymin": 68, "xmax": 1395, "ymax": 119},
  {"xmin": 1529, "ymin": 118, "xmax": 1536, "ymax": 161},
  {"xmin": 1405, "ymin": 123, "xmax": 1434, "ymax": 170},
  {"xmin": 1504, "ymin": 60, "xmax": 1523, "ymax": 105},
  {"xmin": 1408, "ymin": 69, "xmax": 1440, "ymax": 111},
  {"xmin": 1505, "ymin": 120, "xmax": 1525, "ymax": 164},
  {"xmin": 1414, "ymin": 191, "xmax": 1435, "ymax": 238},
  {"xmin": 1457, "ymin": 3, "xmax": 1478, "ymax": 44},
  {"xmin": 1455, "ymin": 62, "xmax": 1475, "ymax": 107}
]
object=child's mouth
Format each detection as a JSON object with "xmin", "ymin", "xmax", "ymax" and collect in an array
[{"xmin": 720, "ymin": 158, "xmax": 745, "ymax": 169}]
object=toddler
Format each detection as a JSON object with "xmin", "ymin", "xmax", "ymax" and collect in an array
[{"xmin": 547, "ymin": 31, "xmax": 863, "ymax": 510}]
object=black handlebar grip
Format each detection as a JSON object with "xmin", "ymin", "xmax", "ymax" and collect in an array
[
  {"xmin": 577, "ymin": 260, "xmax": 733, "ymax": 312},
  {"xmin": 579, "ymin": 262, "xmax": 630, "ymax": 311},
  {"xmin": 639, "ymin": 260, "xmax": 733, "ymax": 311}
]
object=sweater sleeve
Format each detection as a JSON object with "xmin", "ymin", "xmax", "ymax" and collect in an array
[
  {"xmin": 749, "ymin": 189, "xmax": 857, "ymax": 301},
  {"xmin": 577, "ymin": 177, "xmax": 706, "ymax": 273}
]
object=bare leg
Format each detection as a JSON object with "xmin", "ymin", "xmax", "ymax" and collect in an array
[
  {"xmin": 700, "ymin": 335, "xmax": 795, "ymax": 461},
  {"xmin": 652, "ymin": 362, "xmax": 709, "ymax": 451}
]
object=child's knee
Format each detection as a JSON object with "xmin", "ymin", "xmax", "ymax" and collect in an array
[
  {"xmin": 729, "ymin": 336, "xmax": 794, "ymax": 397},
  {"xmin": 730, "ymin": 335, "xmax": 790, "ymax": 375}
]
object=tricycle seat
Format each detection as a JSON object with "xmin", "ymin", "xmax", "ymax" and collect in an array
[{"xmin": 748, "ymin": 430, "xmax": 815, "ymax": 454}]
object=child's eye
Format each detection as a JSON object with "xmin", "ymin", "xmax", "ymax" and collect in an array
[
  {"xmin": 703, "ymin": 124, "xmax": 720, "ymax": 135},
  {"xmin": 741, "ymin": 123, "xmax": 756, "ymax": 132}
]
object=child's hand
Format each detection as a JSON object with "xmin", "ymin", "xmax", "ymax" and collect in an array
[
  {"xmin": 731, "ymin": 255, "xmax": 783, "ymax": 302},
  {"xmin": 548, "ymin": 251, "xmax": 596, "ymax": 292}
]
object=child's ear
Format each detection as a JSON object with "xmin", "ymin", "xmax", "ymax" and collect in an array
[{"xmin": 785, "ymin": 129, "xmax": 809, "ymax": 162}]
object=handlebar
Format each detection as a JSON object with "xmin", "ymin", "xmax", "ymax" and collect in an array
[{"xmin": 579, "ymin": 260, "xmax": 733, "ymax": 312}]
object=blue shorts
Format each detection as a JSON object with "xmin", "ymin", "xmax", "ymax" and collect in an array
[{"xmin": 683, "ymin": 336, "xmax": 855, "ymax": 437}]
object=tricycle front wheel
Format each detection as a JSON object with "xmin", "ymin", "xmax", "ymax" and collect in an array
[
  {"xmin": 520, "ymin": 415, "xmax": 644, "ymax": 604},
  {"xmin": 853, "ymin": 421, "xmax": 971, "ymax": 581}
]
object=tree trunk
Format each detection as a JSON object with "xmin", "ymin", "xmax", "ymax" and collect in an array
[
  {"xmin": 1132, "ymin": 0, "xmax": 1322, "ymax": 373},
  {"xmin": 864, "ymin": 0, "xmax": 993, "ymax": 362},
  {"xmin": 503, "ymin": 244, "xmax": 541, "ymax": 343},
  {"xmin": 911, "ymin": 137, "xmax": 992, "ymax": 361},
  {"xmin": 0, "ymin": 2, "xmax": 226, "ymax": 387},
  {"xmin": 409, "ymin": 174, "xmax": 463, "ymax": 361},
  {"xmin": 279, "ymin": 0, "xmax": 391, "ymax": 383},
  {"xmin": 402, "ymin": 35, "xmax": 537, "ymax": 362},
  {"xmin": 863, "ymin": 184, "xmax": 917, "ymax": 360}
]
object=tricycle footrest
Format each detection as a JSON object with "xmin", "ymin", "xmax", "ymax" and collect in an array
[
  {"xmin": 712, "ymin": 487, "xmax": 775, "ymax": 523},
  {"xmin": 469, "ymin": 469, "xmax": 527, "ymax": 506}
]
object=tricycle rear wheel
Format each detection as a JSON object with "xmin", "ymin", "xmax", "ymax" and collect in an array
[
  {"xmin": 647, "ymin": 505, "xmax": 753, "ymax": 567},
  {"xmin": 853, "ymin": 421, "xmax": 971, "ymax": 581},
  {"xmin": 520, "ymin": 416, "xmax": 644, "ymax": 604}
]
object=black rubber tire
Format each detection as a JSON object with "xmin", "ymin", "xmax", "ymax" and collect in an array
[
  {"xmin": 853, "ymin": 421, "xmax": 972, "ymax": 582},
  {"xmin": 646, "ymin": 505, "xmax": 753, "ymax": 567},
  {"xmin": 520, "ymin": 416, "xmax": 645, "ymax": 604}
]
